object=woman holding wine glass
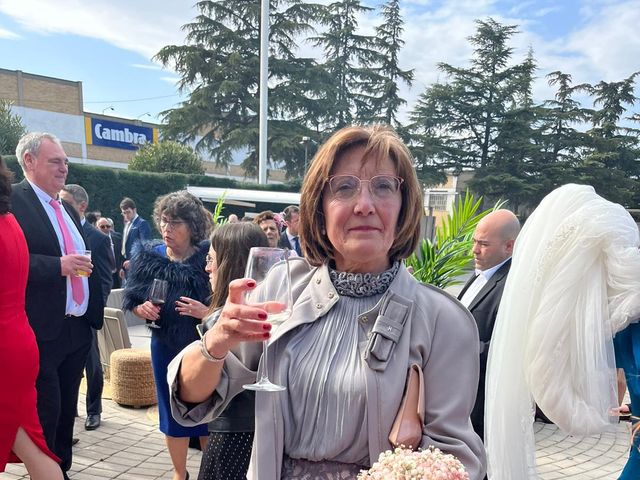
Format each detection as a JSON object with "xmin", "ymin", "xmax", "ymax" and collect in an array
[
  {"xmin": 168, "ymin": 125, "xmax": 485, "ymax": 479},
  {"xmin": 124, "ymin": 190, "xmax": 212, "ymax": 480}
]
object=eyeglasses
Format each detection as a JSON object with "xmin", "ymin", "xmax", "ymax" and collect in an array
[
  {"xmin": 159, "ymin": 218, "xmax": 186, "ymax": 230},
  {"xmin": 99, "ymin": 225, "xmax": 110, "ymax": 230},
  {"xmin": 205, "ymin": 254, "xmax": 216, "ymax": 264},
  {"xmin": 327, "ymin": 175, "xmax": 403, "ymax": 202}
]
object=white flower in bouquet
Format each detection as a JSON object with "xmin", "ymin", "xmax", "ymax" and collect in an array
[{"xmin": 358, "ymin": 446, "xmax": 469, "ymax": 480}]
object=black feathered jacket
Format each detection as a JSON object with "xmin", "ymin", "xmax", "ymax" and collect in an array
[{"xmin": 123, "ymin": 241, "xmax": 210, "ymax": 349}]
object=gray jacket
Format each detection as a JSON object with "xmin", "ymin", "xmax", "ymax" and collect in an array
[{"xmin": 168, "ymin": 259, "xmax": 486, "ymax": 479}]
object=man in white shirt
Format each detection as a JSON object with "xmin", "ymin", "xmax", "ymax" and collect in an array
[
  {"xmin": 458, "ymin": 209, "xmax": 520, "ymax": 441},
  {"xmin": 278, "ymin": 205, "xmax": 302, "ymax": 256}
]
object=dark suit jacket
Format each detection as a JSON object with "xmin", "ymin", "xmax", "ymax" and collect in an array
[
  {"xmin": 10, "ymin": 180, "xmax": 104, "ymax": 342},
  {"xmin": 457, "ymin": 259, "xmax": 511, "ymax": 438},
  {"xmin": 278, "ymin": 232, "xmax": 293, "ymax": 250},
  {"xmin": 110, "ymin": 231, "xmax": 124, "ymax": 269},
  {"xmin": 82, "ymin": 222, "xmax": 113, "ymax": 303},
  {"xmin": 110, "ymin": 231, "xmax": 124, "ymax": 288},
  {"xmin": 123, "ymin": 215, "xmax": 151, "ymax": 260},
  {"xmin": 278, "ymin": 230, "xmax": 301, "ymax": 255}
]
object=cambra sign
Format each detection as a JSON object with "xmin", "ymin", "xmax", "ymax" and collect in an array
[{"xmin": 85, "ymin": 117, "xmax": 158, "ymax": 150}]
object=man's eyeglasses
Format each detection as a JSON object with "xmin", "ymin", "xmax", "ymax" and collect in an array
[
  {"xmin": 99, "ymin": 225, "xmax": 110, "ymax": 230},
  {"xmin": 159, "ymin": 218, "xmax": 186, "ymax": 230},
  {"xmin": 327, "ymin": 175, "xmax": 403, "ymax": 202}
]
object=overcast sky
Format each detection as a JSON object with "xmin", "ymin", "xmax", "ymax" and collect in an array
[{"xmin": 0, "ymin": 0, "xmax": 638, "ymax": 124}]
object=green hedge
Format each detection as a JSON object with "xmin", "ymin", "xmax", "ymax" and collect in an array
[{"xmin": 4, "ymin": 156, "xmax": 300, "ymax": 234}]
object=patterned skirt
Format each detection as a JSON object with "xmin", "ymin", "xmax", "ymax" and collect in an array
[{"xmin": 198, "ymin": 431, "xmax": 254, "ymax": 480}]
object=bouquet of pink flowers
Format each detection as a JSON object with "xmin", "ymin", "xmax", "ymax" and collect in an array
[{"xmin": 358, "ymin": 446, "xmax": 469, "ymax": 480}]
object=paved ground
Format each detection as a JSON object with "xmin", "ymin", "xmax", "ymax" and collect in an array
[{"xmin": 1, "ymin": 388, "xmax": 633, "ymax": 479}]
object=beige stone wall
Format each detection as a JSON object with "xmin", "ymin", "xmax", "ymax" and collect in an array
[
  {"xmin": 61, "ymin": 142, "xmax": 82, "ymax": 158},
  {"xmin": 0, "ymin": 69, "xmax": 82, "ymax": 114},
  {"xmin": 22, "ymin": 77, "xmax": 81, "ymax": 115},
  {"xmin": 87, "ymin": 145, "xmax": 135, "ymax": 164},
  {"xmin": 0, "ymin": 70, "xmax": 19, "ymax": 103}
]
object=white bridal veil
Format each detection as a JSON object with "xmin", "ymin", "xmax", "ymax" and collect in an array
[{"xmin": 485, "ymin": 184, "xmax": 640, "ymax": 479}]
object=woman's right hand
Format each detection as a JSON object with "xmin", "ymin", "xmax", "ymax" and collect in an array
[
  {"xmin": 205, "ymin": 278, "xmax": 272, "ymax": 357},
  {"xmin": 134, "ymin": 301, "xmax": 161, "ymax": 321}
]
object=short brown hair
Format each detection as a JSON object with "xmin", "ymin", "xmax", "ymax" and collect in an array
[
  {"xmin": 152, "ymin": 190, "xmax": 213, "ymax": 245},
  {"xmin": 253, "ymin": 210, "xmax": 276, "ymax": 226},
  {"xmin": 119, "ymin": 197, "xmax": 136, "ymax": 210},
  {"xmin": 283, "ymin": 205, "xmax": 299, "ymax": 221},
  {"xmin": 299, "ymin": 125, "xmax": 423, "ymax": 266}
]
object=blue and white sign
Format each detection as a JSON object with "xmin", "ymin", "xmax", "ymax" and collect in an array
[{"xmin": 85, "ymin": 117, "xmax": 158, "ymax": 150}]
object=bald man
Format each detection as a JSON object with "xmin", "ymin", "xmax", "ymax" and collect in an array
[{"xmin": 458, "ymin": 209, "xmax": 520, "ymax": 441}]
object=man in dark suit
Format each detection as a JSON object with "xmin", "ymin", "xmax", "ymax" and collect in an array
[
  {"xmin": 60, "ymin": 184, "xmax": 113, "ymax": 432},
  {"xmin": 457, "ymin": 209, "xmax": 520, "ymax": 441},
  {"xmin": 277, "ymin": 205, "xmax": 302, "ymax": 256},
  {"xmin": 119, "ymin": 197, "xmax": 151, "ymax": 282},
  {"xmin": 97, "ymin": 217, "xmax": 124, "ymax": 288},
  {"xmin": 10, "ymin": 132, "xmax": 104, "ymax": 479}
]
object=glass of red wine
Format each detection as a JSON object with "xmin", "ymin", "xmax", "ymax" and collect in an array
[{"xmin": 148, "ymin": 278, "xmax": 167, "ymax": 329}]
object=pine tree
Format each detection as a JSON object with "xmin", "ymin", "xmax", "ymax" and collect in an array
[
  {"xmin": 311, "ymin": 0, "xmax": 379, "ymax": 130},
  {"xmin": 154, "ymin": 0, "xmax": 320, "ymax": 178},
  {"xmin": 365, "ymin": 0, "xmax": 414, "ymax": 127},
  {"xmin": 580, "ymin": 72, "xmax": 640, "ymax": 205},
  {"xmin": 409, "ymin": 18, "xmax": 534, "ymax": 180}
]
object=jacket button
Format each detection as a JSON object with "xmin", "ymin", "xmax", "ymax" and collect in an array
[
  {"xmin": 316, "ymin": 303, "xmax": 322, "ymax": 309},
  {"xmin": 360, "ymin": 315, "xmax": 368, "ymax": 323},
  {"xmin": 315, "ymin": 278, "xmax": 321, "ymax": 284},
  {"xmin": 328, "ymin": 292, "xmax": 334, "ymax": 298}
]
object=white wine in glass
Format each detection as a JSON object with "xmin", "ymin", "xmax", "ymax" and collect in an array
[
  {"xmin": 148, "ymin": 278, "xmax": 167, "ymax": 329},
  {"xmin": 243, "ymin": 247, "xmax": 292, "ymax": 392}
]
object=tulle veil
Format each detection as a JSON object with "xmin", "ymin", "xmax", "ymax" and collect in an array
[{"xmin": 485, "ymin": 184, "xmax": 640, "ymax": 479}]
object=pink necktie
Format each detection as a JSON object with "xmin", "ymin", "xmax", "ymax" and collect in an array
[{"xmin": 49, "ymin": 199, "xmax": 85, "ymax": 305}]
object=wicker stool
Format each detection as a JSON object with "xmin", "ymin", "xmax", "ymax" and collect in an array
[{"xmin": 110, "ymin": 348, "xmax": 157, "ymax": 407}]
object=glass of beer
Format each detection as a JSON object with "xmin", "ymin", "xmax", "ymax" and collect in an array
[{"xmin": 73, "ymin": 250, "xmax": 92, "ymax": 277}]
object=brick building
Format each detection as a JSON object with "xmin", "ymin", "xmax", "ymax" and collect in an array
[{"xmin": 0, "ymin": 67, "xmax": 286, "ymax": 182}]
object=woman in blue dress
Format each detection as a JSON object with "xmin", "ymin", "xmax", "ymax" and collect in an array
[
  {"xmin": 124, "ymin": 190, "xmax": 212, "ymax": 480},
  {"xmin": 615, "ymin": 323, "xmax": 640, "ymax": 479}
]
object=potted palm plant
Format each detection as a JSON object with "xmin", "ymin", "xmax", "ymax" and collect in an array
[{"xmin": 405, "ymin": 191, "xmax": 503, "ymax": 289}]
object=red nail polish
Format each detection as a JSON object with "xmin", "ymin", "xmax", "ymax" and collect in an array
[
  {"xmin": 258, "ymin": 312, "xmax": 267, "ymax": 320},
  {"xmin": 263, "ymin": 323, "xmax": 271, "ymax": 331},
  {"xmin": 247, "ymin": 280, "xmax": 256, "ymax": 288},
  {"xmin": 263, "ymin": 332, "xmax": 270, "ymax": 338}
]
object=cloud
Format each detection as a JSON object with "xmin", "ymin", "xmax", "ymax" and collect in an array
[
  {"xmin": 0, "ymin": 25, "xmax": 18, "ymax": 38},
  {"xmin": 533, "ymin": 6, "xmax": 561, "ymax": 17},
  {"xmin": 0, "ymin": 0, "xmax": 193, "ymax": 59},
  {"xmin": 160, "ymin": 76, "xmax": 180, "ymax": 85},
  {"xmin": 131, "ymin": 63, "xmax": 163, "ymax": 71}
]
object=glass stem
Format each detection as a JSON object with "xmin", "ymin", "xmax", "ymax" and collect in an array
[{"xmin": 259, "ymin": 340, "xmax": 270, "ymax": 382}]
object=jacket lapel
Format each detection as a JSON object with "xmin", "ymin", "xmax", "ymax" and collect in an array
[
  {"xmin": 19, "ymin": 180, "xmax": 62, "ymax": 253},
  {"xmin": 457, "ymin": 273, "xmax": 478, "ymax": 299},
  {"xmin": 467, "ymin": 259, "xmax": 511, "ymax": 312}
]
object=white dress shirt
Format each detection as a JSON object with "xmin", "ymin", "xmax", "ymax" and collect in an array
[
  {"xmin": 28, "ymin": 180, "xmax": 89, "ymax": 316},
  {"xmin": 460, "ymin": 257, "xmax": 511, "ymax": 308}
]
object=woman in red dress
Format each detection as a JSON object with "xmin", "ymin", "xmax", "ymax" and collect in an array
[{"xmin": 0, "ymin": 156, "xmax": 62, "ymax": 479}]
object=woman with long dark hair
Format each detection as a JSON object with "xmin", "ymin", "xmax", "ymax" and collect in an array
[{"xmin": 197, "ymin": 222, "xmax": 269, "ymax": 480}]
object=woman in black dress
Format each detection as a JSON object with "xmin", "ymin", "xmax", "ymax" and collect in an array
[{"xmin": 198, "ymin": 222, "xmax": 268, "ymax": 480}]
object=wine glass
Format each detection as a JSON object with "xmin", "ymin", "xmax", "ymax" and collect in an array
[
  {"xmin": 148, "ymin": 278, "xmax": 168, "ymax": 329},
  {"xmin": 243, "ymin": 247, "xmax": 291, "ymax": 392}
]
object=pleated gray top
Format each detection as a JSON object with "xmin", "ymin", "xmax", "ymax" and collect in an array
[{"xmin": 277, "ymin": 293, "xmax": 383, "ymax": 467}]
